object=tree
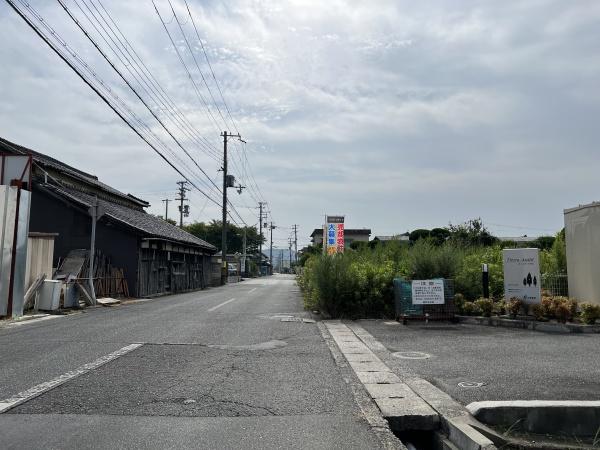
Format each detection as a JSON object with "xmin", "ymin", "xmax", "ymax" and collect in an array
[
  {"xmin": 430, "ymin": 227, "xmax": 450, "ymax": 246},
  {"xmin": 448, "ymin": 218, "xmax": 497, "ymax": 247},
  {"xmin": 532, "ymin": 236, "xmax": 555, "ymax": 250},
  {"xmin": 409, "ymin": 229, "xmax": 431, "ymax": 242},
  {"xmin": 298, "ymin": 244, "xmax": 322, "ymax": 267},
  {"xmin": 184, "ymin": 220, "xmax": 264, "ymax": 254}
]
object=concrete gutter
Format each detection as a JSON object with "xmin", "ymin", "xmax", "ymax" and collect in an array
[
  {"xmin": 327, "ymin": 321, "xmax": 500, "ymax": 449},
  {"xmin": 467, "ymin": 400, "xmax": 600, "ymax": 437},
  {"xmin": 324, "ymin": 322, "xmax": 439, "ymax": 432},
  {"xmin": 456, "ymin": 315, "xmax": 600, "ymax": 333}
]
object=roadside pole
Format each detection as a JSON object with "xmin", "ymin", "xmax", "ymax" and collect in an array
[
  {"xmin": 269, "ymin": 222, "xmax": 275, "ymax": 275},
  {"xmin": 88, "ymin": 196, "xmax": 104, "ymax": 306}
]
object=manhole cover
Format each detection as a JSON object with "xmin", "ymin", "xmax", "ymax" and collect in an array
[
  {"xmin": 391, "ymin": 351, "xmax": 431, "ymax": 360},
  {"xmin": 458, "ymin": 381, "xmax": 485, "ymax": 388}
]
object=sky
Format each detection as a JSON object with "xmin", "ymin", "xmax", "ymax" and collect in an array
[{"xmin": 1, "ymin": 0, "xmax": 599, "ymax": 249}]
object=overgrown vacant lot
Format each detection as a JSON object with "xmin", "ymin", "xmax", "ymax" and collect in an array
[{"xmin": 299, "ymin": 226, "xmax": 567, "ymax": 318}]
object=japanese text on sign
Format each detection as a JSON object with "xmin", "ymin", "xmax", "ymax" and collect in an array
[{"xmin": 411, "ymin": 279, "xmax": 445, "ymax": 305}]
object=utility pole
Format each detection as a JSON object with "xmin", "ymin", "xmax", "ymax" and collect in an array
[
  {"xmin": 161, "ymin": 198, "xmax": 170, "ymax": 222},
  {"xmin": 288, "ymin": 237, "xmax": 293, "ymax": 271},
  {"xmin": 269, "ymin": 222, "xmax": 275, "ymax": 276},
  {"xmin": 292, "ymin": 224, "xmax": 298, "ymax": 264},
  {"xmin": 220, "ymin": 131, "xmax": 243, "ymax": 285},
  {"xmin": 176, "ymin": 181, "xmax": 190, "ymax": 227},
  {"xmin": 242, "ymin": 227, "xmax": 247, "ymax": 277},
  {"xmin": 258, "ymin": 201, "xmax": 266, "ymax": 276},
  {"xmin": 280, "ymin": 249, "xmax": 283, "ymax": 273}
]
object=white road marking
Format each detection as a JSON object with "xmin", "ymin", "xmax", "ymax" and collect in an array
[
  {"xmin": 248, "ymin": 288, "xmax": 257, "ymax": 293},
  {"xmin": 0, "ymin": 343, "xmax": 142, "ymax": 414},
  {"xmin": 207, "ymin": 297, "xmax": 236, "ymax": 312},
  {"xmin": 1, "ymin": 315, "xmax": 61, "ymax": 328}
]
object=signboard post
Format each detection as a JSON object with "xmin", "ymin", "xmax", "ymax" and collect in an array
[
  {"xmin": 412, "ymin": 279, "xmax": 445, "ymax": 305},
  {"xmin": 503, "ymin": 248, "xmax": 541, "ymax": 304}
]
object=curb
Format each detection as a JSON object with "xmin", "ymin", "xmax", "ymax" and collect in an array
[
  {"xmin": 456, "ymin": 315, "xmax": 600, "ymax": 333},
  {"xmin": 317, "ymin": 322, "xmax": 407, "ymax": 450},
  {"xmin": 467, "ymin": 400, "xmax": 600, "ymax": 437},
  {"xmin": 344, "ymin": 321, "xmax": 499, "ymax": 450}
]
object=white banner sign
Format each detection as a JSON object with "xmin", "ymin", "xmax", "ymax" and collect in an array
[
  {"xmin": 412, "ymin": 279, "xmax": 445, "ymax": 305},
  {"xmin": 503, "ymin": 248, "xmax": 541, "ymax": 304}
]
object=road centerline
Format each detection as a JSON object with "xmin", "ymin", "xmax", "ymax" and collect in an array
[
  {"xmin": 207, "ymin": 298, "xmax": 237, "ymax": 312},
  {"xmin": 0, "ymin": 343, "xmax": 143, "ymax": 414},
  {"xmin": 248, "ymin": 288, "xmax": 257, "ymax": 293}
]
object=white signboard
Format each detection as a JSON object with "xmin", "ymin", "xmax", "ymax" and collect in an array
[
  {"xmin": 412, "ymin": 279, "xmax": 445, "ymax": 305},
  {"xmin": 503, "ymin": 248, "xmax": 541, "ymax": 304}
]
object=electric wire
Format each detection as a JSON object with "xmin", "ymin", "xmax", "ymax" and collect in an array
[
  {"xmin": 79, "ymin": 0, "xmax": 223, "ymax": 163},
  {"xmin": 5, "ymin": 0, "xmax": 222, "ymax": 209},
  {"xmin": 58, "ymin": 0, "xmax": 223, "ymax": 199}
]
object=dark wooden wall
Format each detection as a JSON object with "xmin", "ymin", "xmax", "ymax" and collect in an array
[{"xmin": 29, "ymin": 187, "xmax": 139, "ymax": 296}]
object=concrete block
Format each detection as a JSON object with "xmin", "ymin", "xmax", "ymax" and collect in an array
[
  {"xmin": 343, "ymin": 352, "xmax": 377, "ymax": 362},
  {"xmin": 348, "ymin": 360, "xmax": 390, "ymax": 372},
  {"xmin": 434, "ymin": 432, "xmax": 460, "ymax": 450},
  {"xmin": 355, "ymin": 371, "xmax": 401, "ymax": 385},
  {"xmin": 446, "ymin": 416, "xmax": 496, "ymax": 450},
  {"xmin": 405, "ymin": 377, "xmax": 467, "ymax": 420},
  {"xmin": 363, "ymin": 383, "xmax": 415, "ymax": 399},
  {"xmin": 375, "ymin": 397, "xmax": 439, "ymax": 431},
  {"xmin": 467, "ymin": 400, "xmax": 600, "ymax": 437}
]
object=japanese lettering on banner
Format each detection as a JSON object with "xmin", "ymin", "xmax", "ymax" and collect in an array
[
  {"xmin": 412, "ymin": 279, "xmax": 445, "ymax": 305},
  {"xmin": 325, "ymin": 215, "xmax": 344, "ymax": 255}
]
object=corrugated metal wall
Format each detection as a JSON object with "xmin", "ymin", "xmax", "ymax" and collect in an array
[
  {"xmin": 565, "ymin": 204, "xmax": 600, "ymax": 305},
  {"xmin": 25, "ymin": 234, "xmax": 55, "ymax": 290}
]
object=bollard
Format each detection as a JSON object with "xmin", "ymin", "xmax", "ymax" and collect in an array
[{"xmin": 482, "ymin": 263, "xmax": 490, "ymax": 299}]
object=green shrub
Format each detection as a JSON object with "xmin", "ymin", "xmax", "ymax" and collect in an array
[
  {"xmin": 299, "ymin": 253, "xmax": 396, "ymax": 318},
  {"xmin": 554, "ymin": 301, "xmax": 571, "ymax": 323},
  {"xmin": 507, "ymin": 298, "xmax": 523, "ymax": 318},
  {"xmin": 494, "ymin": 300, "xmax": 507, "ymax": 315},
  {"xmin": 566, "ymin": 298, "xmax": 578, "ymax": 319},
  {"xmin": 580, "ymin": 303, "xmax": 600, "ymax": 325},
  {"xmin": 409, "ymin": 240, "xmax": 461, "ymax": 280},
  {"xmin": 541, "ymin": 296, "xmax": 554, "ymax": 318},
  {"xmin": 454, "ymin": 246, "xmax": 504, "ymax": 300},
  {"xmin": 531, "ymin": 304, "xmax": 545, "ymax": 321},
  {"xmin": 474, "ymin": 298, "xmax": 493, "ymax": 317},
  {"xmin": 454, "ymin": 293, "xmax": 466, "ymax": 314},
  {"xmin": 462, "ymin": 301, "xmax": 476, "ymax": 315}
]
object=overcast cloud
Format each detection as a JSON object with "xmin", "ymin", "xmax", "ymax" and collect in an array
[{"xmin": 1, "ymin": 0, "xmax": 599, "ymax": 247}]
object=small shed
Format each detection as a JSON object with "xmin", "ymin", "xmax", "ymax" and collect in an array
[{"xmin": 564, "ymin": 202, "xmax": 600, "ymax": 305}]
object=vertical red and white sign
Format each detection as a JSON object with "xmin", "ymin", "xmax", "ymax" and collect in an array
[{"xmin": 336, "ymin": 223, "xmax": 344, "ymax": 253}]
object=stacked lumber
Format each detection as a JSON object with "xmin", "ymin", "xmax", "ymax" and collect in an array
[{"xmin": 58, "ymin": 249, "xmax": 129, "ymax": 299}]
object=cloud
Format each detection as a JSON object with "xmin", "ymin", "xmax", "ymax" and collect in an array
[{"xmin": 1, "ymin": 0, "xmax": 599, "ymax": 245}]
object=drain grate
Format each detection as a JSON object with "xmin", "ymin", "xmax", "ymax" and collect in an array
[{"xmin": 391, "ymin": 351, "xmax": 431, "ymax": 360}]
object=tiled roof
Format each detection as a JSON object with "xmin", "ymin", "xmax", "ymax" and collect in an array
[
  {"xmin": 41, "ymin": 184, "xmax": 216, "ymax": 251},
  {"xmin": 0, "ymin": 137, "xmax": 148, "ymax": 208}
]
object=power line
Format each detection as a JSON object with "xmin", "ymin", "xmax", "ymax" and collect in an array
[
  {"xmin": 58, "ymin": 0, "xmax": 222, "ymax": 199},
  {"xmin": 5, "ymin": 0, "xmax": 222, "ymax": 210},
  {"xmin": 152, "ymin": 0, "xmax": 223, "ymax": 136},
  {"xmin": 181, "ymin": 0, "xmax": 268, "ymax": 213},
  {"xmin": 76, "ymin": 0, "xmax": 223, "ymax": 163}
]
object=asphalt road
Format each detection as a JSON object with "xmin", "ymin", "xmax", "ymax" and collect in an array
[
  {"xmin": 358, "ymin": 320, "xmax": 600, "ymax": 406},
  {"xmin": 0, "ymin": 276, "xmax": 383, "ymax": 449}
]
